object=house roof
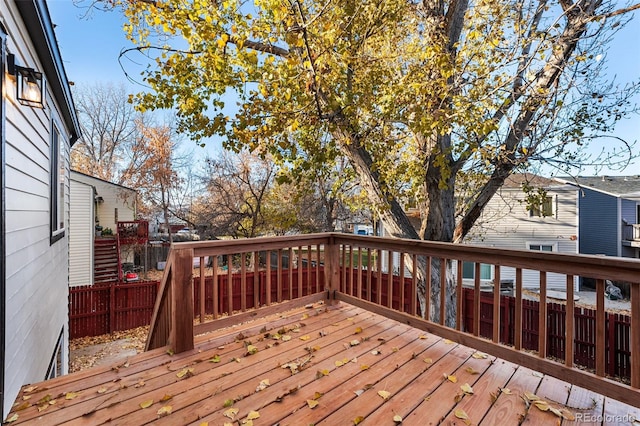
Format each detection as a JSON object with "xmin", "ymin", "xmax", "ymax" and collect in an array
[
  {"xmin": 502, "ymin": 173, "xmax": 558, "ymax": 188},
  {"xmin": 556, "ymin": 175, "xmax": 640, "ymax": 198},
  {"xmin": 71, "ymin": 170, "xmax": 137, "ymax": 193},
  {"xmin": 14, "ymin": 0, "xmax": 81, "ymax": 145}
]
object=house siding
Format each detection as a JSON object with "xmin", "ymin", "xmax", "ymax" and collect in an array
[
  {"xmin": 1, "ymin": 0, "xmax": 78, "ymax": 416},
  {"xmin": 69, "ymin": 179, "xmax": 94, "ymax": 287},
  {"xmin": 465, "ymin": 184, "xmax": 578, "ymax": 290},
  {"xmin": 578, "ymin": 188, "xmax": 618, "ymax": 256}
]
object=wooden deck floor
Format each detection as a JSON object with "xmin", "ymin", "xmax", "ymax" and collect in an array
[{"xmin": 8, "ymin": 301, "xmax": 640, "ymax": 425}]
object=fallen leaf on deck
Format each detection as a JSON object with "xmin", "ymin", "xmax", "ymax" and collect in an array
[
  {"xmin": 419, "ymin": 335, "xmax": 428, "ymax": 340},
  {"xmin": 361, "ymin": 365, "xmax": 369, "ymax": 370},
  {"xmin": 23, "ymin": 386, "xmax": 37, "ymax": 393},
  {"xmin": 301, "ymin": 313, "xmax": 309, "ymax": 320},
  {"xmin": 246, "ymin": 345, "xmax": 259, "ymax": 355},
  {"xmin": 246, "ymin": 410, "xmax": 260, "ymax": 420},
  {"xmin": 524, "ymin": 391, "xmax": 540, "ymax": 401},
  {"xmin": 335, "ymin": 360, "xmax": 344, "ymax": 367},
  {"xmin": 378, "ymin": 390, "xmax": 391, "ymax": 400},
  {"xmin": 392, "ymin": 347, "xmax": 399, "ymax": 352},
  {"xmin": 424, "ymin": 358, "xmax": 433, "ymax": 364},
  {"xmin": 223, "ymin": 399, "xmax": 234, "ymax": 408},
  {"xmin": 134, "ymin": 380, "xmax": 145, "ymax": 388},
  {"xmin": 224, "ymin": 407, "xmax": 239, "ymax": 420},
  {"xmin": 444, "ymin": 339, "xmax": 454, "ymax": 344},
  {"xmin": 501, "ymin": 388, "xmax": 512, "ymax": 395},
  {"xmin": 445, "ymin": 374, "xmax": 457, "ymax": 383},
  {"xmin": 534, "ymin": 400, "xmax": 550, "ymax": 411},
  {"xmin": 210, "ymin": 354, "xmax": 221, "ymax": 363},
  {"xmin": 455, "ymin": 409, "xmax": 471, "ymax": 425},
  {"xmin": 140, "ymin": 399, "xmax": 154, "ymax": 409},
  {"xmin": 461, "ymin": 383, "xmax": 474, "ymax": 394},
  {"xmin": 281, "ymin": 335, "xmax": 292, "ymax": 342},
  {"xmin": 353, "ymin": 416, "xmax": 364, "ymax": 424},
  {"xmin": 97, "ymin": 387, "xmax": 107, "ymax": 394},
  {"xmin": 160, "ymin": 394, "xmax": 173, "ymax": 402},
  {"xmin": 393, "ymin": 414, "xmax": 403, "ymax": 423},
  {"xmin": 157, "ymin": 405, "xmax": 172, "ymax": 417},
  {"xmin": 472, "ymin": 352, "xmax": 488, "ymax": 359},
  {"xmin": 371, "ymin": 350, "xmax": 381, "ymax": 355},
  {"xmin": 65, "ymin": 392, "xmax": 80, "ymax": 400},
  {"xmin": 256, "ymin": 379, "xmax": 270, "ymax": 392},
  {"xmin": 6, "ymin": 414, "xmax": 18, "ymax": 423},
  {"xmin": 316, "ymin": 369, "xmax": 329, "ymax": 378},
  {"xmin": 299, "ymin": 335, "xmax": 311, "ymax": 341},
  {"xmin": 465, "ymin": 367, "xmax": 479, "ymax": 375},
  {"xmin": 176, "ymin": 367, "xmax": 194, "ymax": 378},
  {"xmin": 532, "ymin": 371, "xmax": 544, "ymax": 378},
  {"xmin": 13, "ymin": 402, "xmax": 29, "ymax": 411},
  {"xmin": 307, "ymin": 399, "xmax": 319, "ymax": 409},
  {"xmin": 350, "ymin": 340, "xmax": 360, "ymax": 346},
  {"xmin": 355, "ymin": 327, "xmax": 363, "ymax": 334}
]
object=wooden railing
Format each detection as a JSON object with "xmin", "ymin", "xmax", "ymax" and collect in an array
[
  {"xmin": 622, "ymin": 223, "xmax": 640, "ymax": 242},
  {"xmin": 117, "ymin": 220, "xmax": 149, "ymax": 245},
  {"xmin": 145, "ymin": 233, "xmax": 640, "ymax": 408}
]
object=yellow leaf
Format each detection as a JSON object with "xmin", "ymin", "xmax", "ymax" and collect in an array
[
  {"xmin": 307, "ymin": 399, "xmax": 319, "ymax": 408},
  {"xmin": 246, "ymin": 344, "xmax": 258, "ymax": 355},
  {"xmin": 424, "ymin": 358, "xmax": 433, "ymax": 364},
  {"xmin": 200, "ymin": 422, "xmax": 209, "ymax": 426},
  {"xmin": 313, "ymin": 391, "xmax": 323, "ymax": 400},
  {"xmin": 560, "ymin": 409, "xmax": 575, "ymax": 420},
  {"xmin": 447, "ymin": 375, "xmax": 457, "ymax": 383},
  {"xmin": 335, "ymin": 360, "xmax": 344, "ymax": 367},
  {"xmin": 247, "ymin": 410, "xmax": 260, "ymax": 420},
  {"xmin": 501, "ymin": 388, "xmax": 512, "ymax": 395},
  {"xmin": 472, "ymin": 352, "xmax": 488, "ymax": 359},
  {"xmin": 316, "ymin": 369, "xmax": 329, "ymax": 378},
  {"xmin": 353, "ymin": 416, "xmax": 364, "ymax": 424},
  {"xmin": 14, "ymin": 402, "xmax": 29, "ymax": 411},
  {"xmin": 23, "ymin": 386, "xmax": 38, "ymax": 393},
  {"xmin": 443, "ymin": 339, "xmax": 454, "ymax": 344},
  {"xmin": 223, "ymin": 399, "xmax": 234, "ymax": 408},
  {"xmin": 534, "ymin": 401, "xmax": 550, "ymax": 411},
  {"xmin": 299, "ymin": 335, "xmax": 311, "ymax": 341},
  {"xmin": 393, "ymin": 414, "xmax": 403, "ymax": 423},
  {"xmin": 256, "ymin": 379, "xmax": 270, "ymax": 392},
  {"xmin": 176, "ymin": 367, "xmax": 194, "ymax": 378},
  {"xmin": 301, "ymin": 313, "xmax": 309, "ymax": 320},
  {"xmin": 210, "ymin": 354, "xmax": 221, "ymax": 363},
  {"xmin": 157, "ymin": 405, "xmax": 172, "ymax": 416},
  {"xmin": 224, "ymin": 407, "xmax": 239, "ymax": 420},
  {"xmin": 350, "ymin": 340, "xmax": 360, "ymax": 346},
  {"xmin": 355, "ymin": 327, "xmax": 363, "ymax": 334},
  {"xmin": 140, "ymin": 399, "xmax": 154, "ymax": 409},
  {"xmin": 455, "ymin": 409, "xmax": 471, "ymax": 425},
  {"xmin": 378, "ymin": 390, "xmax": 391, "ymax": 400},
  {"xmin": 97, "ymin": 387, "xmax": 108, "ymax": 394},
  {"xmin": 6, "ymin": 413, "xmax": 18, "ymax": 423},
  {"xmin": 65, "ymin": 391, "xmax": 80, "ymax": 400},
  {"xmin": 460, "ymin": 383, "xmax": 474, "ymax": 394},
  {"xmin": 360, "ymin": 365, "xmax": 369, "ymax": 371},
  {"xmin": 524, "ymin": 391, "xmax": 540, "ymax": 401},
  {"xmin": 282, "ymin": 335, "xmax": 292, "ymax": 342},
  {"xmin": 465, "ymin": 367, "xmax": 479, "ymax": 375},
  {"xmin": 160, "ymin": 394, "xmax": 173, "ymax": 402},
  {"xmin": 419, "ymin": 335, "xmax": 428, "ymax": 340}
]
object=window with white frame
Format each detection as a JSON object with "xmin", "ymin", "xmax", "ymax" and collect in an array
[
  {"xmin": 50, "ymin": 122, "xmax": 65, "ymax": 243},
  {"xmin": 527, "ymin": 242, "xmax": 556, "ymax": 252},
  {"xmin": 462, "ymin": 262, "xmax": 492, "ymax": 280}
]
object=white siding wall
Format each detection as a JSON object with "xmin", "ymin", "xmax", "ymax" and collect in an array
[
  {"xmin": 2, "ymin": 1, "xmax": 72, "ymax": 415},
  {"xmin": 69, "ymin": 179, "xmax": 94, "ymax": 287},
  {"xmin": 465, "ymin": 185, "xmax": 579, "ymax": 291}
]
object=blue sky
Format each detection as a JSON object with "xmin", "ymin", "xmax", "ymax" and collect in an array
[{"xmin": 48, "ymin": 1, "xmax": 639, "ymax": 176}]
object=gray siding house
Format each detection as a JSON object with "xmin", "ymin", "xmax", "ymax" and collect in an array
[
  {"xmin": 0, "ymin": 0, "xmax": 80, "ymax": 418},
  {"xmin": 556, "ymin": 175, "xmax": 640, "ymax": 259}
]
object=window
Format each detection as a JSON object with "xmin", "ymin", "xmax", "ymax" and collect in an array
[
  {"xmin": 462, "ymin": 262, "xmax": 492, "ymax": 280},
  {"xmin": 529, "ymin": 196, "xmax": 553, "ymax": 217},
  {"xmin": 50, "ymin": 123, "xmax": 65, "ymax": 243},
  {"xmin": 528, "ymin": 243, "xmax": 556, "ymax": 252}
]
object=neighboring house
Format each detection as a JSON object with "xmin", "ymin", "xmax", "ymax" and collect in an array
[
  {"xmin": 463, "ymin": 174, "xmax": 579, "ymax": 291},
  {"xmin": 0, "ymin": 0, "xmax": 81, "ymax": 419},
  {"xmin": 555, "ymin": 175, "xmax": 640, "ymax": 260},
  {"xmin": 69, "ymin": 171, "xmax": 137, "ymax": 287}
]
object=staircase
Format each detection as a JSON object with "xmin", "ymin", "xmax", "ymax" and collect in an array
[{"xmin": 94, "ymin": 237, "xmax": 120, "ymax": 284}]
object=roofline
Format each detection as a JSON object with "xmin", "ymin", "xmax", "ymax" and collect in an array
[
  {"xmin": 14, "ymin": 0, "xmax": 81, "ymax": 145},
  {"xmin": 70, "ymin": 170, "xmax": 137, "ymax": 193},
  {"xmin": 554, "ymin": 177, "xmax": 627, "ymax": 198}
]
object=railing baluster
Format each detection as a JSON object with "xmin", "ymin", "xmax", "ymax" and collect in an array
[
  {"xmin": 456, "ymin": 260, "xmax": 463, "ymax": 331},
  {"xmin": 367, "ymin": 248, "xmax": 373, "ymax": 302},
  {"xmin": 515, "ymin": 268, "xmax": 523, "ymax": 350},
  {"xmin": 199, "ymin": 256, "xmax": 205, "ymax": 323},
  {"xmin": 253, "ymin": 251, "xmax": 259, "ymax": 308},
  {"xmin": 399, "ymin": 252, "xmax": 405, "ymax": 313},
  {"xmin": 596, "ymin": 278, "xmax": 605, "ymax": 376},
  {"xmin": 306, "ymin": 245, "xmax": 312, "ymax": 295},
  {"xmin": 376, "ymin": 249, "xmax": 382, "ymax": 305},
  {"xmin": 298, "ymin": 246, "xmax": 303, "ymax": 297},
  {"xmin": 493, "ymin": 266, "xmax": 501, "ymax": 343},
  {"xmin": 632, "ymin": 282, "xmax": 640, "ymax": 388},
  {"xmin": 565, "ymin": 274, "xmax": 574, "ymax": 368},
  {"xmin": 357, "ymin": 247, "xmax": 363, "ymax": 300},
  {"xmin": 266, "ymin": 250, "xmax": 272, "ymax": 306},
  {"xmin": 411, "ymin": 254, "xmax": 418, "ymax": 316},
  {"xmin": 277, "ymin": 249, "xmax": 283, "ymax": 302},
  {"xmin": 241, "ymin": 252, "xmax": 247, "ymax": 312},
  {"xmin": 388, "ymin": 250, "xmax": 394, "ymax": 309},
  {"xmin": 348, "ymin": 245, "xmax": 354, "ymax": 296},
  {"xmin": 425, "ymin": 257, "xmax": 432, "ymax": 321},
  {"xmin": 473, "ymin": 262, "xmax": 481, "ymax": 336},
  {"xmin": 316, "ymin": 244, "xmax": 321, "ymax": 292},
  {"xmin": 288, "ymin": 248, "xmax": 293, "ymax": 300},
  {"xmin": 539, "ymin": 271, "xmax": 547, "ymax": 358},
  {"xmin": 212, "ymin": 256, "xmax": 219, "ymax": 319},
  {"xmin": 439, "ymin": 258, "xmax": 446, "ymax": 325},
  {"xmin": 227, "ymin": 254, "xmax": 233, "ymax": 313}
]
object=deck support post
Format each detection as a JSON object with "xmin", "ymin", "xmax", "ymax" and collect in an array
[
  {"xmin": 170, "ymin": 247, "xmax": 194, "ymax": 354},
  {"xmin": 324, "ymin": 237, "xmax": 340, "ymax": 304}
]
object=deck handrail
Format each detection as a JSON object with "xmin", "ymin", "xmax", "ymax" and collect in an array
[{"xmin": 145, "ymin": 232, "xmax": 640, "ymax": 408}]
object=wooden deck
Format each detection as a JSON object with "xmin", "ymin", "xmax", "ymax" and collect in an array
[{"xmin": 8, "ymin": 301, "xmax": 640, "ymax": 425}]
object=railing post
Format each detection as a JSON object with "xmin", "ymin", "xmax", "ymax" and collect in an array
[
  {"xmin": 170, "ymin": 247, "xmax": 194, "ymax": 354},
  {"xmin": 324, "ymin": 237, "xmax": 340, "ymax": 304}
]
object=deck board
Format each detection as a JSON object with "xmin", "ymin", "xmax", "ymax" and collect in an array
[{"xmin": 6, "ymin": 301, "xmax": 638, "ymax": 425}]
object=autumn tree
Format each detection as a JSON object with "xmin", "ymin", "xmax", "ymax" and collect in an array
[{"xmin": 104, "ymin": 0, "xmax": 639, "ymax": 323}]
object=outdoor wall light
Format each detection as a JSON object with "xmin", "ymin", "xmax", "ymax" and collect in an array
[{"xmin": 7, "ymin": 53, "xmax": 44, "ymax": 108}]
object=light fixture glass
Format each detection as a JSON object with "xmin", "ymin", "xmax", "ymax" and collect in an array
[{"xmin": 7, "ymin": 54, "xmax": 44, "ymax": 108}]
